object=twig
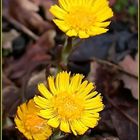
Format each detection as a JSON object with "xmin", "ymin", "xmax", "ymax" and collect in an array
[
  {"xmin": 105, "ymin": 95, "xmax": 138, "ymax": 126},
  {"xmin": 3, "ymin": 13, "xmax": 39, "ymax": 41},
  {"xmin": 90, "ymin": 57, "xmax": 138, "ymax": 79}
]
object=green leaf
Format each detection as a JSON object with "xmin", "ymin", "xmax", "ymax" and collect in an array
[
  {"xmin": 128, "ymin": 6, "xmax": 137, "ymax": 16},
  {"xmin": 114, "ymin": 4, "xmax": 122, "ymax": 12}
]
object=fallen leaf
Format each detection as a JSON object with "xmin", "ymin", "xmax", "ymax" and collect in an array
[
  {"xmin": 119, "ymin": 54, "xmax": 138, "ymax": 76},
  {"xmin": 40, "ymin": 0, "xmax": 57, "ymax": 20},
  {"xmin": 4, "ymin": 0, "xmax": 54, "ymax": 34},
  {"xmin": 88, "ymin": 60, "xmax": 138, "ymax": 140},
  {"xmin": 118, "ymin": 54, "xmax": 138, "ymax": 99},
  {"xmin": 2, "ymin": 73, "xmax": 13, "ymax": 87},
  {"xmin": 25, "ymin": 69, "xmax": 46, "ymax": 99},
  {"xmin": 111, "ymin": 107, "xmax": 138, "ymax": 140},
  {"xmin": 118, "ymin": 74, "xmax": 138, "ymax": 99},
  {"xmin": 3, "ymin": 30, "xmax": 55, "ymax": 84},
  {"xmin": 2, "ymin": 85, "xmax": 21, "ymax": 117},
  {"xmin": 2, "ymin": 29, "xmax": 20, "ymax": 50}
]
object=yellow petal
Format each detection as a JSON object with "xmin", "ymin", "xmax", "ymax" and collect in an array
[
  {"xmin": 48, "ymin": 76, "xmax": 57, "ymax": 95},
  {"xmin": 79, "ymin": 83, "xmax": 94, "ymax": 97},
  {"xmin": 70, "ymin": 122, "xmax": 77, "ymax": 135},
  {"xmin": 60, "ymin": 120, "xmax": 70, "ymax": 132},
  {"xmin": 85, "ymin": 95, "xmax": 104, "ymax": 110},
  {"xmin": 33, "ymin": 134, "xmax": 41, "ymax": 140},
  {"xmin": 85, "ymin": 103, "xmax": 104, "ymax": 110},
  {"xmin": 39, "ymin": 109, "xmax": 55, "ymax": 119},
  {"xmin": 69, "ymin": 74, "xmax": 84, "ymax": 92},
  {"xmin": 50, "ymin": 5, "xmax": 67, "ymax": 20},
  {"xmin": 87, "ymin": 0, "xmax": 96, "ymax": 6},
  {"xmin": 78, "ymin": 30, "xmax": 89, "ymax": 38},
  {"xmin": 56, "ymin": 71, "xmax": 70, "ymax": 91},
  {"xmin": 71, "ymin": 120, "xmax": 88, "ymax": 135},
  {"xmin": 38, "ymin": 83, "xmax": 52, "ymax": 99},
  {"xmin": 68, "ymin": 0, "xmax": 80, "ymax": 6},
  {"xmin": 20, "ymin": 102, "xmax": 27, "ymax": 113},
  {"xmin": 33, "ymin": 125, "xmax": 52, "ymax": 140},
  {"xmin": 76, "ymin": 80, "xmax": 88, "ymax": 93},
  {"xmin": 93, "ymin": 21, "xmax": 111, "ymax": 27},
  {"xmin": 53, "ymin": 19, "xmax": 70, "ymax": 32},
  {"xmin": 17, "ymin": 107, "xmax": 23, "ymax": 119},
  {"xmin": 85, "ymin": 91, "xmax": 98, "ymax": 99},
  {"xmin": 83, "ymin": 112, "xmax": 100, "ymax": 118},
  {"xmin": 15, "ymin": 116, "xmax": 33, "ymax": 139},
  {"xmin": 34, "ymin": 96, "xmax": 48, "ymax": 109},
  {"xmin": 14, "ymin": 116, "xmax": 23, "ymax": 130},
  {"xmin": 47, "ymin": 117, "xmax": 60, "ymax": 128},
  {"xmin": 66, "ymin": 29, "xmax": 77, "ymax": 37},
  {"xmin": 85, "ymin": 94, "xmax": 103, "ymax": 104},
  {"xmin": 92, "ymin": 0, "xmax": 109, "ymax": 12},
  {"xmin": 27, "ymin": 99, "xmax": 39, "ymax": 112},
  {"xmin": 95, "ymin": 7, "xmax": 113, "ymax": 22},
  {"xmin": 24, "ymin": 132, "xmax": 32, "ymax": 140},
  {"xmin": 80, "ymin": 117, "xmax": 98, "ymax": 128},
  {"xmin": 59, "ymin": 0, "xmax": 69, "ymax": 11},
  {"xmin": 88, "ymin": 26, "xmax": 108, "ymax": 36}
]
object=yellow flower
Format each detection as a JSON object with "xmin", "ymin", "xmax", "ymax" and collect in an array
[
  {"xmin": 14, "ymin": 99, "xmax": 52, "ymax": 140},
  {"xmin": 34, "ymin": 71, "xmax": 104, "ymax": 135},
  {"xmin": 50, "ymin": 0, "xmax": 113, "ymax": 38}
]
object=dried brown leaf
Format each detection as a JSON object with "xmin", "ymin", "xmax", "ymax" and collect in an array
[
  {"xmin": 2, "ymin": 85, "xmax": 21, "ymax": 117},
  {"xmin": 2, "ymin": 30, "xmax": 20, "ymax": 49},
  {"xmin": 25, "ymin": 69, "xmax": 46, "ymax": 98},
  {"xmin": 111, "ymin": 107, "xmax": 138, "ymax": 140},
  {"xmin": 119, "ymin": 54, "xmax": 138, "ymax": 77},
  {"xmin": 3, "ymin": 30, "xmax": 55, "ymax": 84},
  {"xmin": 118, "ymin": 54, "xmax": 138, "ymax": 99},
  {"xmin": 88, "ymin": 60, "xmax": 138, "ymax": 140},
  {"xmin": 4, "ymin": 0, "xmax": 54, "ymax": 34},
  {"xmin": 118, "ymin": 74, "xmax": 138, "ymax": 99}
]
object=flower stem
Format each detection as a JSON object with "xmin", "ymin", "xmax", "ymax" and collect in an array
[{"xmin": 58, "ymin": 37, "xmax": 72, "ymax": 71}]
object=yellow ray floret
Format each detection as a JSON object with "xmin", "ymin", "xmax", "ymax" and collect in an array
[
  {"xmin": 50, "ymin": 0, "xmax": 113, "ymax": 38},
  {"xmin": 14, "ymin": 99, "xmax": 52, "ymax": 140},
  {"xmin": 34, "ymin": 71, "xmax": 104, "ymax": 135}
]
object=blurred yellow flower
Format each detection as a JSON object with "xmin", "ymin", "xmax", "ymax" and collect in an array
[
  {"xmin": 34, "ymin": 71, "xmax": 104, "ymax": 135},
  {"xmin": 14, "ymin": 99, "xmax": 52, "ymax": 140},
  {"xmin": 50, "ymin": 0, "xmax": 113, "ymax": 38}
]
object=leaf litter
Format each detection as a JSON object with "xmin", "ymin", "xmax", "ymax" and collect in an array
[{"xmin": 2, "ymin": 0, "xmax": 138, "ymax": 139}]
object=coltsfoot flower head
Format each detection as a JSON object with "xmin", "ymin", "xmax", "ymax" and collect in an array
[
  {"xmin": 14, "ymin": 99, "xmax": 52, "ymax": 140},
  {"xmin": 50, "ymin": 0, "xmax": 113, "ymax": 38},
  {"xmin": 34, "ymin": 71, "xmax": 104, "ymax": 135}
]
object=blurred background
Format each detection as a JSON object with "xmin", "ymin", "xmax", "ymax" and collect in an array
[{"xmin": 2, "ymin": 0, "xmax": 138, "ymax": 140}]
